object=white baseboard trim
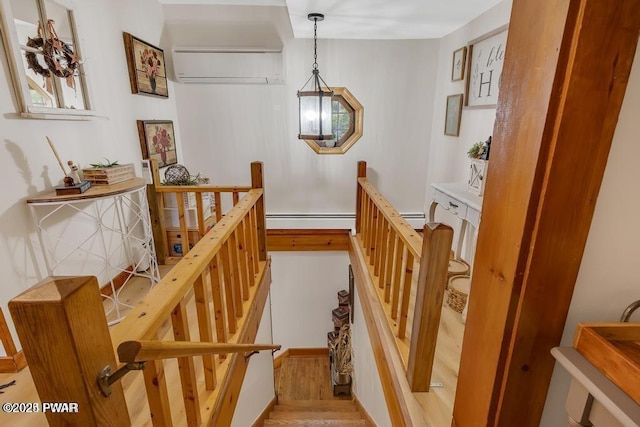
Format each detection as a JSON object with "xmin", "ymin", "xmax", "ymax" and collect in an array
[{"xmin": 265, "ymin": 212, "xmax": 426, "ymax": 229}]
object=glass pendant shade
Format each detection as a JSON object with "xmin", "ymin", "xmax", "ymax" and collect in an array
[
  {"xmin": 298, "ymin": 13, "xmax": 334, "ymax": 142},
  {"xmin": 298, "ymin": 86, "xmax": 333, "ymax": 140}
]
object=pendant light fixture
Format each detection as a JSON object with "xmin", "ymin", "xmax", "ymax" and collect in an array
[{"xmin": 298, "ymin": 13, "xmax": 333, "ymax": 141}]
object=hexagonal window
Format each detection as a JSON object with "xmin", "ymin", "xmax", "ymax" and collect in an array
[{"xmin": 304, "ymin": 87, "xmax": 363, "ymax": 154}]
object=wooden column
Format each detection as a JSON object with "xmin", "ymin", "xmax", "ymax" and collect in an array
[
  {"xmin": 251, "ymin": 161, "xmax": 267, "ymax": 261},
  {"xmin": 406, "ymin": 223, "xmax": 453, "ymax": 391},
  {"xmin": 9, "ymin": 277, "xmax": 130, "ymax": 426},
  {"xmin": 454, "ymin": 1, "xmax": 640, "ymax": 426},
  {"xmin": 355, "ymin": 161, "xmax": 367, "ymax": 233},
  {"xmin": 148, "ymin": 159, "xmax": 167, "ymax": 264}
]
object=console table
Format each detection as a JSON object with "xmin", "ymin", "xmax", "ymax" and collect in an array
[
  {"xmin": 429, "ymin": 183, "xmax": 482, "ymax": 261},
  {"xmin": 27, "ymin": 178, "xmax": 160, "ymax": 325}
]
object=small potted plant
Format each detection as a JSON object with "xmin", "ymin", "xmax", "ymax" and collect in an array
[{"xmin": 330, "ymin": 324, "xmax": 353, "ymax": 386}]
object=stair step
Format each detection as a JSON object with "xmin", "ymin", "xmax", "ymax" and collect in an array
[
  {"xmin": 264, "ymin": 420, "xmax": 365, "ymax": 426},
  {"xmin": 270, "ymin": 411, "xmax": 362, "ymax": 420},
  {"xmin": 276, "ymin": 400, "xmax": 355, "ymax": 408},
  {"xmin": 275, "ymin": 404, "xmax": 357, "ymax": 413}
]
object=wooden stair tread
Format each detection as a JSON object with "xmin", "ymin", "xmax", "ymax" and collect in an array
[
  {"xmin": 274, "ymin": 405, "xmax": 358, "ymax": 412},
  {"xmin": 270, "ymin": 411, "xmax": 362, "ymax": 419},
  {"xmin": 264, "ymin": 420, "xmax": 365, "ymax": 426},
  {"xmin": 277, "ymin": 400, "xmax": 355, "ymax": 407}
]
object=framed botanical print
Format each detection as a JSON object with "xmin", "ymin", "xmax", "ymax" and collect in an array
[
  {"xmin": 451, "ymin": 47, "xmax": 467, "ymax": 81},
  {"xmin": 465, "ymin": 25, "xmax": 508, "ymax": 107},
  {"xmin": 123, "ymin": 32, "xmax": 168, "ymax": 98},
  {"xmin": 137, "ymin": 120, "xmax": 177, "ymax": 168},
  {"xmin": 445, "ymin": 94, "xmax": 463, "ymax": 136}
]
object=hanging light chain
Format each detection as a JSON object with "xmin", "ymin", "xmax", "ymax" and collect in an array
[{"xmin": 312, "ymin": 17, "xmax": 319, "ymax": 70}]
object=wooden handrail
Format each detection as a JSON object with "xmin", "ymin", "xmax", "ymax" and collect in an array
[
  {"xmin": 118, "ymin": 340, "xmax": 281, "ymax": 363},
  {"xmin": 110, "ymin": 189, "xmax": 263, "ymax": 348},
  {"xmin": 358, "ymin": 177, "xmax": 422, "ymax": 259},
  {"xmin": 155, "ymin": 185, "xmax": 251, "ymax": 193}
]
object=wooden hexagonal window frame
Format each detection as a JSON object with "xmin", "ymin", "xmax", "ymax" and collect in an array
[{"xmin": 304, "ymin": 87, "xmax": 363, "ymax": 154}]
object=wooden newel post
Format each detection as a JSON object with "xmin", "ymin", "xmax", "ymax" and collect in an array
[
  {"xmin": 9, "ymin": 276, "xmax": 130, "ymax": 426},
  {"xmin": 148, "ymin": 158, "xmax": 168, "ymax": 264},
  {"xmin": 355, "ymin": 161, "xmax": 367, "ymax": 233},
  {"xmin": 407, "ymin": 223, "xmax": 453, "ymax": 392},
  {"xmin": 251, "ymin": 161, "xmax": 267, "ymax": 261}
]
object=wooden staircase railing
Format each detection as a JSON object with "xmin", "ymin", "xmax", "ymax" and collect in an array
[
  {"xmin": 353, "ymin": 161, "xmax": 453, "ymax": 393},
  {"xmin": 9, "ymin": 161, "xmax": 271, "ymax": 426}
]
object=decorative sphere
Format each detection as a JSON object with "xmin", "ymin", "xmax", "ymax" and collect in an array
[{"xmin": 164, "ymin": 164, "xmax": 191, "ymax": 184}]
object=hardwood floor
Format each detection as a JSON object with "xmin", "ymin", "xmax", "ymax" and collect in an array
[{"xmin": 276, "ymin": 356, "xmax": 350, "ymax": 401}]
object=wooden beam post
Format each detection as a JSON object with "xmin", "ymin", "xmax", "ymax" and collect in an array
[
  {"xmin": 9, "ymin": 277, "xmax": 130, "ymax": 426},
  {"xmin": 148, "ymin": 159, "xmax": 167, "ymax": 264},
  {"xmin": 406, "ymin": 223, "xmax": 453, "ymax": 391},
  {"xmin": 454, "ymin": 1, "xmax": 640, "ymax": 426},
  {"xmin": 355, "ymin": 161, "xmax": 367, "ymax": 233},
  {"xmin": 251, "ymin": 161, "xmax": 267, "ymax": 261}
]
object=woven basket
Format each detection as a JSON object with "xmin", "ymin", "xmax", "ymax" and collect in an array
[
  {"xmin": 447, "ymin": 259, "xmax": 470, "ymax": 289},
  {"xmin": 446, "ymin": 275, "xmax": 471, "ymax": 313}
]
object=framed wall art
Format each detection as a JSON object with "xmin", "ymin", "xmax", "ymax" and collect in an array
[
  {"xmin": 451, "ymin": 46, "xmax": 467, "ymax": 81},
  {"xmin": 465, "ymin": 25, "xmax": 508, "ymax": 107},
  {"xmin": 137, "ymin": 120, "xmax": 177, "ymax": 168},
  {"xmin": 445, "ymin": 94, "xmax": 463, "ymax": 136},
  {"xmin": 123, "ymin": 32, "xmax": 168, "ymax": 98}
]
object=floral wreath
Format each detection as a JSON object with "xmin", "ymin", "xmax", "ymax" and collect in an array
[{"xmin": 25, "ymin": 20, "xmax": 80, "ymax": 88}]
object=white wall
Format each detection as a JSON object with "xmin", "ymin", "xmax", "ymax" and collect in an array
[
  {"xmin": 0, "ymin": 0, "xmax": 181, "ymax": 352},
  {"xmin": 540, "ymin": 39, "xmax": 640, "ymax": 427},
  {"xmin": 426, "ymin": 2, "xmax": 640, "ymax": 424},
  {"xmin": 424, "ymin": 1, "xmax": 513, "ymax": 259},
  {"xmin": 351, "ymin": 282, "xmax": 392, "ymax": 426},
  {"xmin": 232, "ymin": 292, "xmax": 276, "ymax": 427},
  {"xmin": 270, "ymin": 252, "xmax": 350, "ymax": 352},
  {"xmin": 165, "ymin": 5, "xmax": 439, "ymax": 217}
]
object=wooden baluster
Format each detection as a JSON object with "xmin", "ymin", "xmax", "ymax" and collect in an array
[
  {"xmin": 246, "ymin": 210, "xmax": 257, "ymax": 284},
  {"xmin": 378, "ymin": 223, "xmax": 391, "ymax": 290},
  {"xmin": 369, "ymin": 207, "xmax": 379, "ymax": 266},
  {"xmin": 214, "ymin": 192, "xmax": 222, "ymax": 222},
  {"xmin": 250, "ymin": 206, "xmax": 260, "ymax": 272},
  {"xmin": 176, "ymin": 191, "xmax": 190, "ymax": 257},
  {"xmin": 407, "ymin": 223, "xmax": 453, "ymax": 391},
  {"xmin": 193, "ymin": 272, "xmax": 216, "ymax": 390},
  {"xmin": 232, "ymin": 191, "xmax": 240, "ymax": 206},
  {"xmin": 374, "ymin": 217, "xmax": 388, "ymax": 278},
  {"xmin": 365, "ymin": 198, "xmax": 375, "ymax": 257},
  {"xmin": 143, "ymin": 359, "xmax": 173, "ymax": 427},
  {"xmin": 209, "ymin": 254, "xmax": 228, "ymax": 359},
  {"xmin": 220, "ymin": 240, "xmax": 238, "ymax": 333},
  {"xmin": 251, "ymin": 162, "xmax": 267, "ymax": 262},
  {"xmin": 171, "ymin": 299, "xmax": 201, "ymax": 426},
  {"xmin": 391, "ymin": 242, "xmax": 405, "ymax": 320},
  {"xmin": 398, "ymin": 251, "xmax": 415, "ymax": 339},
  {"xmin": 355, "ymin": 161, "xmax": 367, "ymax": 233},
  {"xmin": 226, "ymin": 233, "xmax": 244, "ymax": 314},
  {"xmin": 143, "ymin": 331, "xmax": 173, "ymax": 426},
  {"xmin": 235, "ymin": 227, "xmax": 250, "ymax": 301},
  {"xmin": 361, "ymin": 192, "xmax": 369, "ymax": 245},
  {"xmin": 384, "ymin": 233, "xmax": 398, "ymax": 303}
]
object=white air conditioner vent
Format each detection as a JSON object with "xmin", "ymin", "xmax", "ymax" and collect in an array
[{"xmin": 172, "ymin": 48, "xmax": 284, "ymax": 84}]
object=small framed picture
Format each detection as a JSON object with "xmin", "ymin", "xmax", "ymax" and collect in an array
[
  {"xmin": 468, "ymin": 159, "xmax": 488, "ymax": 196},
  {"xmin": 123, "ymin": 32, "xmax": 168, "ymax": 98},
  {"xmin": 137, "ymin": 120, "xmax": 178, "ymax": 168},
  {"xmin": 444, "ymin": 94, "xmax": 463, "ymax": 136},
  {"xmin": 451, "ymin": 46, "xmax": 467, "ymax": 81}
]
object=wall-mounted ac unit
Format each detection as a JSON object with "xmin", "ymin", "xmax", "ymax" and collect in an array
[{"xmin": 172, "ymin": 47, "xmax": 285, "ymax": 84}]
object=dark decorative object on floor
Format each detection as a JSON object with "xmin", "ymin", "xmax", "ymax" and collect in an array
[
  {"xmin": 332, "ymin": 306, "xmax": 349, "ymax": 330},
  {"xmin": 338, "ymin": 290, "xmax": 349, "ymax": 306}
]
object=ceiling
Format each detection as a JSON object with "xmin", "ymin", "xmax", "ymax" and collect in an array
[{"xmin": 158, "ymin": 0, "xmax": 504, "ymax": 39}]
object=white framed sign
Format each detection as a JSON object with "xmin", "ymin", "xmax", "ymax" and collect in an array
[{"xmin": 465, "ymin": 26, "xmax": 508, "ymax": 108}]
